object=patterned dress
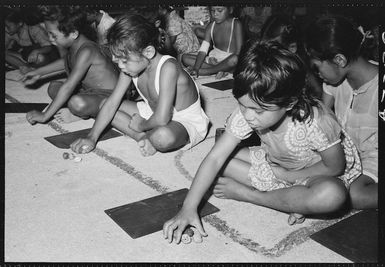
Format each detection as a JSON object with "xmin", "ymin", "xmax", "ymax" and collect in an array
[
  {"xmin": 166, "ymin": 10, "xmax": 200, "ymax": 55},
  {"xmin": 225, "ymin": 104, "xmax": 362, "ymax": 191}
]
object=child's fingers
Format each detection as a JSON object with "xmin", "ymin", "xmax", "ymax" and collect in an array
[
  {"xmin": 80, "ymin": 145, "xmax": 91, "ymax": 153},
  {"xmin": 70, "ymin": 139, "xmax": 81, "ymax": 152},
  {"xmin": 193, "ymin": 222, "xmax": 207, "ymax": 237},
  {"xmin": 165, "ymin": 222, "xmax": 179, "ymax": 243}
]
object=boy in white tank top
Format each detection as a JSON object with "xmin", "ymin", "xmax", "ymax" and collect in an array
[
  {"xmin": 181, "ymin": 6, "xmax": 244, "ymax": 79},
  {"xmin": 70, "ymin": 14, "xmax": 209, "ymax": 157}
]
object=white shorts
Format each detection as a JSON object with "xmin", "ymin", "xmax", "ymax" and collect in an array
[
  {"xmin": 136, "ymin": 100, "xmax": 209, "ymax": 149},
  {"xmin": 205, "ymin": 47, "xmax": 232, "ymax": 64}
]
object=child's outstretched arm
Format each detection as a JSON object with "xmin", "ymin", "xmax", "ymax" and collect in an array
[
  {"xmin": 21, "ymin": 58, "xmax": 65, "ymax": 85},
  {"xmin": 272, "ymin": 142, "xmax": 346, "ymax": 184},
  {"xmin": 71, "ymin": 72, "xmax": 132, "ymax": 153},
  {"xmin": 190, "ymin": 23, "xmax": 213, "ymax": 77},
  {"xmin": 163, "ymin": 131, "xmax": 240, "ymax": 244},
  {"xmin": 26, "ymin": 48, "xmax": 92, "ymax": 125},
  {"xmin": 129, "ymin": 59, "xmax": 176, "ymax": 132}
]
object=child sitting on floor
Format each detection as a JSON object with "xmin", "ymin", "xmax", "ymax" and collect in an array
[
  {"xmin": 163, "ymin": 40, "xmax": 362, "ymax": 244},
  {"xmin": 5, "ymin": 8, "xmax": 59, "ymax": 69},
  {"xmin": 23, "ymin": 6, "xmax": 119, "ymax": 125},
  {"xmin": 304, "ymin": 14, "xmax": 378, "ymax": 209},
  {"xmin": 70, "ymin": 14, "xmax": 209, "ymax": 157},
  {"xmin": 158, "ymin": 6, "xmax": 200, "ymax": 61},
  {"xmin": 181, "ymin": 6, "xmax": 244, "ymax": 79}
]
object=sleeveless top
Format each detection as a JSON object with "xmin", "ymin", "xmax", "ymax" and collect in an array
[{"xmin": 210, "ymin": 18, "xmax": 235, "ymax": 53}]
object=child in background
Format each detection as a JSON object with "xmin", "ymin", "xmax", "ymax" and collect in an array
[
  {"xmin": 138, "ymin": 7, "xmax": 176, "ymax": 58},
  {"xmin": 70, "ymin": 14, "xmax": 209, "ymax": 157},
  {"xmin": 85, "ymin": 8, "xmax": 116, "ymax": 46},
  {"xmin": 158, "ymin": 6, "xmax": 200, "ymax": 61},
  {"xmin": 260, "ymin": 14, "xmax": 323, "ymax": 98},
  {"xmin": 163, "ymin": 41, "xmax": 362, "ymax": 243},
  {"xmin": 5, "ymin": 8, "xmax": 59, "ymax": 69},
  {"xmin": 304, "ymin": 15, "xmax": 378, "ymax": 209},
  {"xmin": 182, "ymin": 6, "xmax": 244, "ymax": 79},
  {"xmin": 23, "ymin": 6, "xmax": 119, "ymax": 125}
]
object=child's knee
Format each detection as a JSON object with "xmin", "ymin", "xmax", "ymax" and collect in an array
[
  {"xmin": 309, "ymin": 178, "xmax": 347, "ymax": 212},
  {"xmin": 348, "ymin": 175, "xmax": 377, "ymax": 200},
  {"xmin": 227, "ymin": 54, "xmax": 239, "ymax": 68},
  {"xmin": 149, "ymin": 126, "xmax": 177, "ymax": 152},
  {"xmin": 67, "ymin": 95, "xmax": 87, "ymax": 115}
]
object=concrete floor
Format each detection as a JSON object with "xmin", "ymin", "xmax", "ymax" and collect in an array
[{"xmin": 4, "ymin": 70, "xmax": 351, "ymax": 263}]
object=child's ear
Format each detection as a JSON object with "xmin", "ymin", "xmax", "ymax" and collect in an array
[
  {"xmin": 142, "ymin": 45, "xmax": 156, "ymax": 59},
  {"xmin": 333, "ymin": 54, "xmax": 347, "ymax": 68},
  {"xmin": 69, "ymin": 30, "xmax": 80, "ymax": 40}
]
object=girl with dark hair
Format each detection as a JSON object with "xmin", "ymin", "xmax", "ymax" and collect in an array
[
  {"xmin": 261, "ymin": 13, "xmax": 323, "ymax": 98},
  {"xmin": 304, "ymin": 14, "xmax": 378, "ymax": 209},
  {"xmin": 163, "ymin": 41, "xmax": 362, "ymax": 244},
  {"xmin": 71, "ymin": 14, "xmax": 209, "ymax": 157}
]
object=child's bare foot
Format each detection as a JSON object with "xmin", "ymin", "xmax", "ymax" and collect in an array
[
  {"xmin": 138, "ymin": 138, "xmax": 157, "ymax": 157},
  {"xmin": 215, "ymin": 71, "xmax": 229, "ymax": 80},
  {"xmin": 54, "ymin": 108, "xmax": 82, "ymax": 124},
  {"xmin": 213, "ymin": 177, "xmax": 254, "ymax": 201}
]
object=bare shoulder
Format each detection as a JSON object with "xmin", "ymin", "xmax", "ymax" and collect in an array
[
  {"xmin": 233, "ymin": 18, "xmax": 243, "ymax": 28},
  {"xmin": 160, "ymin": 57, "xmax": 178, "ymax": 74}
]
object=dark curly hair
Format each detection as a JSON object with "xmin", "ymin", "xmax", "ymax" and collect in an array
[
  {"xmin": 233, "ymin": 40, "xmax": 320, "ymax": 122},
  {"xmin": 304, "ymin": 14, "xmax": 371, "ymax": 63},
  {"xmin": 107, "ymin": 14, "xmax": 165, "ymax": 58},
  {"xmin": 40, "ymin": 5, "xmax": 96, "ymax": 41}
]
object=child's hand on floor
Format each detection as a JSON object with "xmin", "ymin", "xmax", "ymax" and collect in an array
[
  {"xmin": 70, "ymin": 138, "xmax": 96, "ymax": 154},
  {"xmin": 26, "ymin": 110, "xmax": 46, "ymax": 125},
  {"xmin": 21, "ymin": 70, "xmax": 41, "ymax": 85},
  {"xmin": 163, "ymin": 206, "xmax": 207, "ymax": 244}
]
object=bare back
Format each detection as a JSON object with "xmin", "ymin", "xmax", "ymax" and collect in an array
[{"xmin": 135, "ymin": 55, "xmax": 198, "ymax": 112}]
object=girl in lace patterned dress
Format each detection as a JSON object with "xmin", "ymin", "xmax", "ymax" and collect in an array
[{"xmin": 163, "ymin": 40, "xmax": 362, "ymax": 244}]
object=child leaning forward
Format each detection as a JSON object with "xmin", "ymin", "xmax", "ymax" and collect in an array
[
  {"xmin": 163, "ymin": 40, "xmax": 362, "ymax": 244},
  {"xmin": 71, "ymin": 14, "xmax": 209, "ymax": 157}
]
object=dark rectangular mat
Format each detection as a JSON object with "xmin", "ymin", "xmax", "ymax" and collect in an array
[
  {"xmin": 310, "ymin": 210, "xmax": 378, "ymax": 262},
  {"xmin": 105, "ymin": 188, "xmax": 220, "ymax": 239},
  {"xmin": 5, "ymin": 103, "xmax": 48, "ymax": 113},
  {"xmin": 202, "ymin": 79, "xmax": 233, "ymax": 91},
  {"xmin": 44, "ymin": 127, "xmax": 122, "ymax": 149}
]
